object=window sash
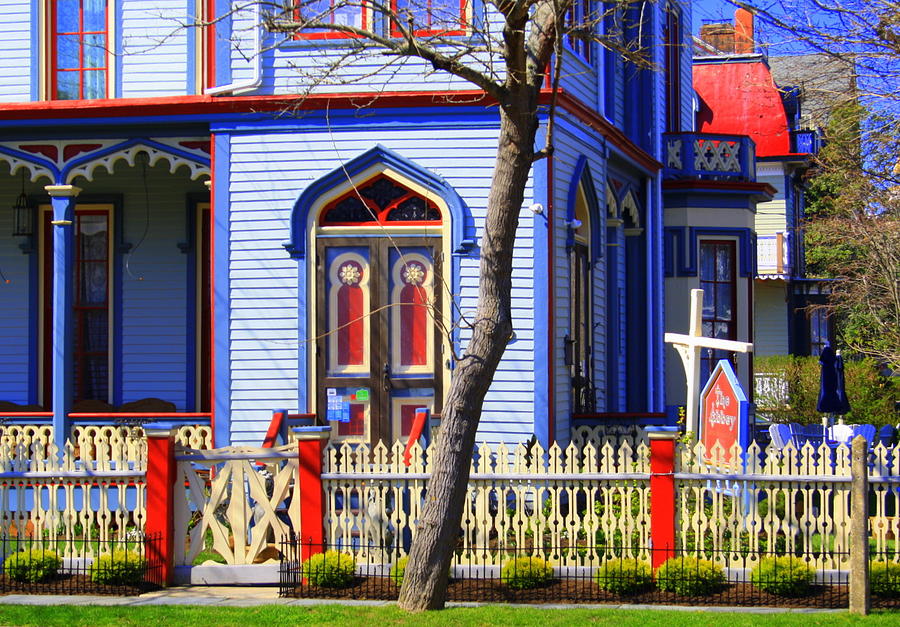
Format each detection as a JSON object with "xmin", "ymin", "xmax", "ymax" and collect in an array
[{"xmin": 51, "ymin": 0, "xmax": 109, "ymax": 100}]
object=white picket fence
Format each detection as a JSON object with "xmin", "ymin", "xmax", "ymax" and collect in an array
[
  {"xmin": 2, "ymin": 424, "xmax": 899, "ymax": 571},
  {"xmin": 0, "ymin": 424, "xmax": 211, "ymax": 557}
]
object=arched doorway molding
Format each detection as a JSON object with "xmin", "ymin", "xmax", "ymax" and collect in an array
[{"xmin": 285, "ymin": 145, "xmax": 473, "ymax": 433}]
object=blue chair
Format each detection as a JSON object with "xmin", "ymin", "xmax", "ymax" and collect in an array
[
  {"xmin": 768, "ymin": 423, "xmax": 792, "ymax": 448},
  {"xmin": 852, "ymin": 424, "xmax": 876, "ymax": 445},
  {"xmin": 802, "ymin": 424, "xmax": 826, "ymax": 447},
  {"xmin": 878, "ymin": 424, "xmax": 897, "ymax": 447}
]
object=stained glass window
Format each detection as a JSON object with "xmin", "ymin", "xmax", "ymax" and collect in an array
[{"xmin": 320, "ymin": 175, "xmax": 441, "ymax": 225}]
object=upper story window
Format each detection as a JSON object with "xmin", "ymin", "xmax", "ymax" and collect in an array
[
  {"xmin": 50, "ymin": 0, "xmax": 109, "ymax": 100},
  {"xmin": 391, "ymin": 0, "xmax": 468, "ymax": 37},
  {"xmin": 567, "ymin": 0, "xmax": 594, "ymax": 62},
  {"xmin": 664, "ymin": 4, "xmax": 683, "ymax": 132},
  {"xmin": 295, "ymin": 0, "xmax": 368, "ymax": 39},
  {"xmin": 291, "ymin": 0, "xmax": 467, "ymax": 39}
]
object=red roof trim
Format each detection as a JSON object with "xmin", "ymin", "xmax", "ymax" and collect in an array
[{"xmin": 0, "ymin": 90, "xmax": 659, "ymax": 172}]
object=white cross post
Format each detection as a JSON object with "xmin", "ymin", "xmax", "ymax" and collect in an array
[{"xmin": 665, "ymin": 289, "xmax": 753, "ymax": 437}]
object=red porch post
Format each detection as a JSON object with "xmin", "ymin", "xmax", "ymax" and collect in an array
[
  {"xmin": 144, "ymin": 422, "xmax": 177, "ymax": 586},
  {"xmin": 648, "ymin": 426, "xmax": 679, "ymax": 569},
  {"xmin": 294, "ymin": 426, "xmax": 331, "ymax": 562}
]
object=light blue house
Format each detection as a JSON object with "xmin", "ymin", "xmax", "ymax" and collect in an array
[{"xmin": 0, "ymin": 1, "xmax": 759, "ymax": 451}]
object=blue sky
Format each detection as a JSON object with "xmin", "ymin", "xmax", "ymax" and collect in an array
[{"xmin": 690, "ymin": 0, "xmax": 743, "ymax": 33}]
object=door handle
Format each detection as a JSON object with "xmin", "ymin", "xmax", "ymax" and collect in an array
[{"xmin": 383, "ymin": 362, "xmax": 392, "ymax": 391}]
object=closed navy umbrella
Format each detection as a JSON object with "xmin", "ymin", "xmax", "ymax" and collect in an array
[{"xmin": 817, "ymin": 345, "xmax": 851, "ymax": 415}]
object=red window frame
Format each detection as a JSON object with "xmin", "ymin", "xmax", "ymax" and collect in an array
[
  {"xmin": 664, "ymin": 5, "xmax": 682, "ymax": 132},
  {"xmin": 292, "ymin": 0, "xmax": 369, "ymax": 40},
  {"xmin": 699, "ymin": 240, "xmax": 737, "ymax": 379},
  {"xmin": 389, "ymin": 0, "xmax": 467, "ymax": 37},
  {"xmin": 49, "ymin": 0, "xmax": 109, "ymax": 100},
  {"xmin": 42, "ymin": 208, "xmax": 112, "ymax": 405}
]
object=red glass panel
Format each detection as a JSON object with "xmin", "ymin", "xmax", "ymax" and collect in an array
[
  {"xmin": 336, "ymin": 261, "xmax": 365, "ymax": 366},
  {"xmin": 338, "ymin": 403, "xmax": 366, "ymax": 437},
  {"xmin": 399, "ymin": 261, "xmax": 429, "ymax": 367}
]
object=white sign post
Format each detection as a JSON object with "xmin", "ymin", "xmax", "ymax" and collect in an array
[{"xmin": 665, "ymin": 289, "xmax": 753, "ymax": 437}]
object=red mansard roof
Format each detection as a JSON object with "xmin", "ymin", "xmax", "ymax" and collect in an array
[{"xmin": 693, "ymin": 61, "xmax": 792, "ymax": 158}]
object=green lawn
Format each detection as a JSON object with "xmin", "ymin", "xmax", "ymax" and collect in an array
[{"xmin": 0, "ymin": 604, "xmax": 894, "ymax": 626}]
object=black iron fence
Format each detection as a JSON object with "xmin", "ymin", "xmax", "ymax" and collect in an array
[
  {"xmin": 279, "ymin": 536, "xmax": 851, "ymax": 608},
  {"xmin": 868, "ymin": 548, "xmax": 900, "ymax": 610},
  {"xmin": 0, "ymin": 533, "xmax": 164, "ymax": 595}
]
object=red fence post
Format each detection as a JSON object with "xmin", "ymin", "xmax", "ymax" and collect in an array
[
  {"xmin": 294, "ymin": 426, "xmax": 331, "ymax": 563},
  {"xmin": 648, "ymin": 426, "xmax": 679, "ymax": 569},
  {"xmin": 144, "ymin": 422, "xmax": 177, "ymax": 586}
]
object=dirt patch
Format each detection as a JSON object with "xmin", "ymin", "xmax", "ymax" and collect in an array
[
  {"xmin": 289, "ymin": 577, "xmax": 852, "ymax": 608},
  {"xmin": 0, "ymin": 574, "xmax": 155, "ymax": 597}
]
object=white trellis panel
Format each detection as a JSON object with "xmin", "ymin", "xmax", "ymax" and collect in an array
[{"xmin": 174, "ymin": 444, "xmax": 300, "ymax": 566}]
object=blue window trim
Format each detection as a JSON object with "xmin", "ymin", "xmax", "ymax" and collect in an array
[
  {"xmin": 212, "ymin": 133, "xmax": 231, "ymax": 447},
  {"xmin": 663, "ymin": 226, "xmax": 756, "ymax": 278},
  {"xmin": 284, "ymin": 144, "xmax": 474, "ymax": 260},
  {"xmin": 566, "ymin": 156, "xmax": 603, "ymax": 262}
]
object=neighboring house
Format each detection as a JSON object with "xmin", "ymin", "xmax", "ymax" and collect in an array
[
  {"xmin": 691, "ymin": 8, "xmax": 832, "ymax": 363},
  {"xmin": 0, "ymin": 2, "xmax": 778, "ymax": 449}
]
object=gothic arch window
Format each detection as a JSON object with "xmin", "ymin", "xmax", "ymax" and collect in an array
[
  {"xmin": 621, "ymin": 190, "xmax": 640, "ymax": 230},
  {"xmin": 569, "ymin": 181, "xmax": 597, "ymax": 413},
  {"xmin": 606, "ymin": 183, "xmax": 619, "ymax": 219},
  {"xmin": 320, "ymin": 174, "xmax": 442, "ymax": 226}
]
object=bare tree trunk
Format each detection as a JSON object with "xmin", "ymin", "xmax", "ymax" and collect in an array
[{"xmin": 397, "ymin": 96, "xmax": 538, "ymax": 611}]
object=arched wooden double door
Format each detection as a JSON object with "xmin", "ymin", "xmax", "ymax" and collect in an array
[{"xmin": 313, "ymin": 175, "xmax": 446, "ymax": 445}]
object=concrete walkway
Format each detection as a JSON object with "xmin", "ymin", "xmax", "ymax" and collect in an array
[{"xmin": 0, "ymin": 586, "xmax": 844, "ymax": 612}]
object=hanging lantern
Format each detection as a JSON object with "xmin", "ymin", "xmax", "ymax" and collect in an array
[{"xmin": 12, "ymin": 170, "xmax": 33, "ymax": 237}]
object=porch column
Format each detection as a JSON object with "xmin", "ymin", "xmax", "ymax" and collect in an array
[{"xmin": 45, "ymin": 184, "xmax": 81, "ymax": 454}]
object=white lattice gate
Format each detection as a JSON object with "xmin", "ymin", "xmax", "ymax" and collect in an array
[{"xmin": 174, "ymin": 444, "xmax": 300, "ymax": 566}]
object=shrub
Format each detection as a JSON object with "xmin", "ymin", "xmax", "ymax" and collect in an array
[
  {"xmin": 390, "ymin": 556, "xmax": 408, "ymax": 585},
  {"xmin": 871, "ymin": 561, "xmax": 900, "ymax": 596},
  {"xmin": 656, "ymin": 556, "xmax": 725, "ymax": 596},
  {"xmin": 91, "ymin": 550, "xmax": 146, "ymax": 586},
  {"xmin": 500, "ymin": 556, "xmax": 553, "ymax": 590},
  {"xmin": 3, "ymin": 550, "xmax": 61, "ymax": 583},
  {"xmin": 755, "ymin": 355, "xmax": 898, "ymax": 427},
  {"xmin": 302, "ymin": 550, "xmax": 356, "ymax": 588},
  {"xmin": 750, "ymin": 556, "xmax": 814, "ymax": 596},
  {"xmin": 593, "ymin": 558, "xmax": 653, "ymax": 594}
]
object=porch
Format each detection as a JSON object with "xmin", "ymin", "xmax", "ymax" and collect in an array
[{"xmin": 0, "ymin": 136, "xmax": 212, "ymax": 448}]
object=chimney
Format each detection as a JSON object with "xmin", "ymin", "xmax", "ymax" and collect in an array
[
  {"xmin": 698, "ymin": 7, "xmax": 756, "ymax": 55},
  {"xmin": 734, "ymin": 7, "xmax": 755, "ymax": 54}
]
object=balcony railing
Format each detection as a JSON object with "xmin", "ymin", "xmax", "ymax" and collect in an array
[
  {"xmin": 791, "ymin": 129, "xmax": 820, "ymax": 155},
  {"xmin": 756, "ymin": 232, "xmax": 793, "ymax": 277},
  {"xmin": 664, "ymin": 133, "xmax": 757, "ymax": 181}
]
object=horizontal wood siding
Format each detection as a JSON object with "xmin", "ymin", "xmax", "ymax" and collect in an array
[
  {"xmin": 120, "ymin": 0, "xmax": 190, "ymax": 97},
  {"xmin": 224, "ymin": 116, "xmax": 538, "ymax": 446},
  {"xmin": 0, "ymin": 0, "xmax": 33, "ymax": 102},
  {"xmin": 755, "ymin": 171, "xmax": 788, "ymax": 236},
  {"xmin": 550, "ymin": 116, "xmax": 610, "ymax": 439},
  {"xmin": 754, "ymin": 281, "xmax": 789, "ymax": 356},
  {"xmin": 0, "ymin": 214, "xmax": 31, "ymax": 403},
  {"xmin": 559, "ymin": 50, "xmax": 598, "ymax": 112}
]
